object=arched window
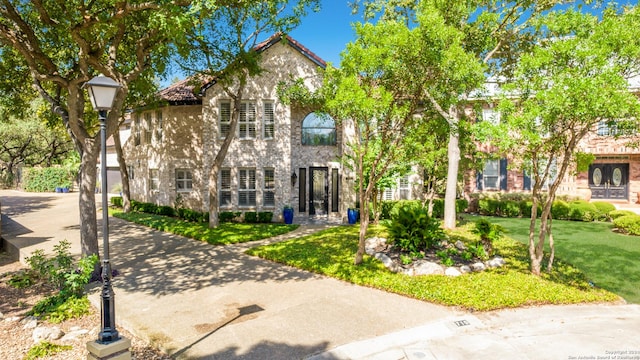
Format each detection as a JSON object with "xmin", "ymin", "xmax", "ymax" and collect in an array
[{"xmin": 301, "ymin": 112, "xmax": 336, "ymax": 146}]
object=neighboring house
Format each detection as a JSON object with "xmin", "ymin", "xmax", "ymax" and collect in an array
[
  {"xmin": 122, "ymin": 34, "xmax": 422, "ymax": 222},
  {"xmin": 98, "ymin": 117, "xmax": 131, "ymax": 194},
  {"xmin": 467, "ymin": 76, "xmax": 640, "ymax": 203}
]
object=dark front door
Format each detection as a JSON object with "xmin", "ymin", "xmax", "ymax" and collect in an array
[
  {"xmin": 309, "ymin": 167, "xmax": 328, "ymax": 215},
  {"xmin": 589, "ymin": 163, "xmax": 628, "ymax": 200}
]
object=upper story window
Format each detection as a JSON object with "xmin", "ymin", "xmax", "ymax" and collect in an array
[
  {"xmin": 133, "ymin": 114, "xmax": 141, "ymax": 146},
  {"xmin": 263, "ymin": 101, "xmax": 275, "ymax": 140},
  {"xmin": 144, "ymin": 112, "xmax": 152, "ymax": 144},
  {"xmin": 482, "ymin": 108, "xmax": 501, "ymax": 125},
  {"xmin": 155, "ymin": 110, "xmax": 163, "ymax": 143},
  {"xmin": 302, "ymin": 112, "xmax": 337, "ymax": 146},
  {"xmin": 239, "ymin": 102, "xmax": 257, "ymax": 139}
]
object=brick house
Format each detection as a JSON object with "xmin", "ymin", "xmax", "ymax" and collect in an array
[
  {"xmin": 122, "ymin": 34, "xmax": 422, "ymax": 223},
  {"xmin": 467, "ymin": 76, "xmax": 640, "ymax": 203}
]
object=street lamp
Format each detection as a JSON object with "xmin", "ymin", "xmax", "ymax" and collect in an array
[{"xmin": 84, "ymin": 75, "xmax": 121, "ymax": 344}]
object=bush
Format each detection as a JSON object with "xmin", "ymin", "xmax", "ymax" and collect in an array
[
  {"xmin": 258, "ymin": 212, "xmax": 273, "ymax": 223},
  {"xmin": 613, "ymin": 214, "xmax": 640, "ymax": 235},
  {"xmin": 610, "ymin": 209, "xmax": 637, "ymax": 220},
  {"xmin": 22, "ymin": 167, "xmax": 73, "ymax": 192},
  {"xmin": 478, "ymin": 198, "xmax": 500, "ymax": 216},
  {"xmin": 551, "ymin": 200, "xmax": 570, "ymax": 220},
  {"xmin": 244, "ymin": 212, "xmax": 258, "ymax": 223},
  {"xmin": 156, "ymin": 205, "xmax": 176, "ymax": 217},
  {"xmin": 110, "ymin": 196, "xmax": 123, "ymax": 208},
  {"xmin": 520, "ymin": 200, "xmax": 542, "ymax": 218},
  {"xmin": 501, "ymin": 200, "xmax": 521, "ymax": 218},
  {"xmin": 386, "ymin": 204, "xmax": 445, "ymax": 253},
  {"xmin": 472, "ymin": 219, "xmax": 504, "ymax": 257},
  {"xmin": 456, "ymin": 199, "xmax": 469, "ymax": 214},
  {"xmin": 177, "ymin": 208, "xmax": 206, "ymax": 223},
  {"xmin": 568, "ymin": 201, "xmax": 598, "ymax": 222},
  {"xmin": 220, "ymin": 211, "xmax": 242, "ymax": 222},
  {"xmin": 591, "ymin": 201, "xmax": 616, "ymax": 221}
]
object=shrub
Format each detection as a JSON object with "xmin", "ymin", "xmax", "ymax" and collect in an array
[
  {"xmin": 380, "ymin": 201, "xmax": 396, "ymax": 220},
  {"xmin": 156, "ymin": 205, "xmax": 176, "ymax": 217},
  {"xmin": 613, "ymin": 214, "xmax": 640, "ymax": 236},
  {"xmin": 551, "ymin": 200, "xmax": 570, "ymax": 220},
  {"xmin": 386, "ymin": 204, "xmax": 445, "ymax": 253},
  {"xmin": 389, "ymin": 200, "xmax": 423, "ymax": 219},
  {"xmin": 501, "ymin": 200, "xmax": 521, "ymax": 218},
  {"xmin": 177, "ymin": 208, "xmax": 205, "ymax": 222},
  {"xmin": 591, "ymin": 201, "xmax": 616, "ymax": 222},
  {"xmin": 472, "ymin": 219, "xmax": 504, "ymax": 257},
  {"xmin": 22, "ymin": 167, "xmax": 73, "ymax": 193},
  {"xmin": 244, "ymin": 212, "xmax": 258, "ymax": 223},
  {"xmin": 610, "ymin": 209, "xmax": 637, "ymax": 220},
  {"xmin": 568, "ymin": 201, "xmax": 598, "ymax": 222},
  {"xmin": 456, "ymin": 199, "xmax": 469, "ymax": 214},
  {"xmin": 478, "ymin": 198, "xmax": 500, "ymax": 216},
  {"xmin": 258, "ymin": 212, "xmax": 273, "ymax": 223},
  {"xmin": 220, "ymin": 211, "xmax": 241, "ymax": 222},
  {"xmin": 110, "ymin": 196, "xmax": 123, "ymax": 208},
  {"xmin": 25, "ymin": 341, "xmax": 72, "ymax": 360}
]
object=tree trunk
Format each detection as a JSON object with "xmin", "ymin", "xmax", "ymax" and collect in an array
[
  {"xmin": 208, "ymin": 168, "xmax": 220, "ymax": 228},
  {"xmin": 78, "ymin": 144, "xmax": 100, "ymax": 258},
  {"xmin": 547, "ymin": 217, "xmax": 555, "ymax": 273},
  {"xmin": 528, "ymin": 192, "xmax": 541, "ymax": 276},
  {"xmin": 443, "ymin": 109, "xmax": 460, "ymax": 229},
  {"xmin": 112, "ymin": 127, "xmax": 131, "ymax": 212}
]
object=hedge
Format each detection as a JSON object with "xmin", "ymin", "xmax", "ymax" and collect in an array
[
  {"xmin": 613, "ymin": 214, "xmax": 640, "ymax": 236},
  {"xmin": 591, "ymin": 201, "xmax": 617, "ymax": 221},
  {"xmin": 610, "ymin": 209, "xmax": 637, "ymax": 220},
  {"xmin": 22, "ymin": 167, "xmax": 73, "ymax": 193},
  {"xmin": 378, "ymin": 199, "xmax": 468, "ymax": 220}
]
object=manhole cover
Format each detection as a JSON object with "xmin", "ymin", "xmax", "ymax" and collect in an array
[{"xmin": 454, "ymin": 319, "xmax": 471, "ymax": 327}]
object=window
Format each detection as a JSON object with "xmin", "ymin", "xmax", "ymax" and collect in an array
[
  {"xmin": 155, "ymin": 111, "xmax": 163, "ymax": 143},
  {"xmin": 239, "ymin": 102, "xmax": 257, "ymax": 139},
  {"xmin": 219, "ymin": 101, "xmax": 231, "ymax": 139},
  {"xmin": 532, "ymin": 159, "xmax": 558, "ymax": 191},
  {"xmin": 149, "ymin": 169, "xmax": 159, "ymax": 191},
  {"xmin": 483, "ymin": 160, "xmax": 500, "ymax": 190},
  {"xmin": 220, "ymin": 168, "xmax": 232, "ymax": 207},
  {"xmin": 482, "ymin": 108, "xmax": 500, "ymax": 125},
  {"xmin": 176, "ymin": 169, "xmax": 193, "ymax": 192},
  {"xmin": 263, "ymin": 101, "xmax": 275, "ymax": 140},
  {"xmin": 238, "ymin": 169, "xmax": 256, "ymax": 206},
  {"xmin": 144, "ymin": 113, "xmax": 152, "ymax": 144},
  {"xmin": 302, "ymin": 112, "xmax": 337, "ymax": 146},
  {"xmin": 128, "ymin": 165, "xmax": 135, "ymax": 180},
  {"xmin": 399, "ymin": 176, "xmax": 410, "ymax": 200},
  {"xmin": 263, "ymin": 168, "xmax": 275, "ymax": 207},
  {"xmin": 133, "ymin": 114, "xmax": 141, "ymax": 146},
  {"xmin": 383, "ymin": 188, "xmax": 393, "ymax": 200}
]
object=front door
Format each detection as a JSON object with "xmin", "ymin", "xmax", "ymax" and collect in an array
[
  {"xmin": 309, "ymin": 167, "xmax": 328, "ymax": 215},
  {"xmin": 589, "ymin": 163, "xmax": 628, "ymax": 200}
]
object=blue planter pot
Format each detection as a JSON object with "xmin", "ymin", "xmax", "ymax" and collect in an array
[
  {"xmin": 62, "ymin": 187, "xmax": 69, "ymax": 193},
  {"xmin": 283, "ymin": 208, "xmax": 294, "ymax": 224},
  {"xmin": 347, "ymin": 209, "xmax": 359, "ymax": 224},
  {"xmin": 55, "ymin": 187, "xmax": 62, "ymax": 193}
]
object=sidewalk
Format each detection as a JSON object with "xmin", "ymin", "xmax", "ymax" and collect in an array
[{"xmin": 2, "ymin": 189, "xmax": 640, "ymax": 359}]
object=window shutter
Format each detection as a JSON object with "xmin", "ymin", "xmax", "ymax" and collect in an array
[
  {"xmin": 500, "ymin": 158, "xmax": 508, "ymax": 191},
  {"xmin": 476, "ymin": 171, "xmax": 483, "ymax": 191},
  {"xmin": 523, "ymin": 171, "xmax": 531, "ymax": 191}
]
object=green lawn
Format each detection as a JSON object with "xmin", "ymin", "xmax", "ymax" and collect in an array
[
  {"xmin": 247, "ymin": 223, "xmax": 619, "ymax": 311},
  {"xmin": 463, "ymin": 214, "xmax": 640, "ymax": 304},
  {"xmin": 112, "ymin": 209, "xmax": 299, "ymax": 245}
]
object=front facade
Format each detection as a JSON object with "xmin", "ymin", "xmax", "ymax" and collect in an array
[{"xmin": 123, "ymin": 35, "xmax": 421, "ymax": 222}]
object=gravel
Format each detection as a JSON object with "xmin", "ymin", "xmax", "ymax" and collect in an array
[{"xmin": 0, "ymin": 251, "xmax": 171, "ymax": 360}]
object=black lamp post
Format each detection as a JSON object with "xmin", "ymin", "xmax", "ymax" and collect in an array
[{"xmin": 84, "ymin": 75, "xmax": 121, "ymax": 344}]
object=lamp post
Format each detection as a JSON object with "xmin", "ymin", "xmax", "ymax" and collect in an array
[{"xmin": 84, "ymin": 75, "xmax": 121, "ymax": 344}]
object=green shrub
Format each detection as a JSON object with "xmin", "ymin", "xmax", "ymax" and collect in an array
[
  {"xmin": 613, "ymin": 214, "xmax": 640, "ymax": 235},
  {"xmin": 220, "ymin": 211, "xmax": 241, "ymax": 222},
  {"xmin": 258, "ymin": 212, "xmax": 273, "ymax": 223},
  {"xmin": 110, "ymin": 196, "xmax": 123, "ymax": 208},
  {"xmin": 156, "ymin": 205, "xmax": 176, "ymax": 217},
  {"xmin": 591, "ymin": 201, "xmax": 616, "ymax": 221},
  {"xmin": 551, "ymin": 200, "xmax": 570, "ymax": 220},
  {"xmin": 501, "ymin": 200, "xmax": 521, "ymax": 218},
  {"xmin": 244, "ymin": 212, "xmax": 258, "ymax": 223},
  {"xmin": 386, "ymin": 204, "xmax": 445, "ymax": 253},
  {"xmin": 472, "ymin": 219, "xmax": 504, "ymax": 257},
  {"xmin": 568, "ymin": 201, "xmax": 598, "ymax": 222},
  {"xmin": 389, "ymin": 200, "xmax": 423, "ymax": 219},
  {"xmin": 610, "ymin": 209, "xmax": 637, "ymax": 220},
  {"xmin": 28, "ymin": 294, "xmax": 91, "ymax": 323},
  {"xmin": 379, "ymin": 201, "xmax": 396, "ymax": 220},
  {"xmin": 478, "ymin": 198, "xmax": 500, "ymax": 216},
  {"xmin": 22, "ymin": 167, "xmax": 73, "ymax": 193},
  {"xmin": 177, "ymin": 208, "xmax": 205, "ymax": 223},
  {"xmin": 25, "ymin": 341, "xmax": 72, "ymax": 360},
  {"xmin": 456, "ymin": 199, "xmax": 469, "ymax": 214}
]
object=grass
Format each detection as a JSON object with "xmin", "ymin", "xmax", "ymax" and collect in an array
[
  {"xmin": 246, "ymin": 223, "xmax": 619, "ymax": 311},
  {"xmin": 112, "ymin": 209, "xmax": 299, "ymax": 245},
  {"xmin": 464, "ymin": 214, "xmax": 640, "ymax": 304}
]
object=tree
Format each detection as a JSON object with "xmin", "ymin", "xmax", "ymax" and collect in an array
[
  {"xmin": 355, "ymin": 0, "xmax": 564, "ymax": 229},
  {"xmin": 478, "ymin": 5, "xmax": 640, "ymax": 275},
  {"xmin": 178, "ymin": 0, "xmax": 319, "ymax": 228},
  {"xmin": 0, "ymin": 0, "xmax": 192, "ymax": 257}
]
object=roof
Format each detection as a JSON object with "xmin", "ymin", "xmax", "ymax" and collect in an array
[{"xmin": 157, "ymin": 34, "xmax": 326, "ymax": 103}]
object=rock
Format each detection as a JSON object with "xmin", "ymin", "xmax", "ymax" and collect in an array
[
  {"xmin": 412, "ymin": 261, "xmax": 444, "ymax": 276},
  {"xmin": 445, "ymin": 267, "xmax": 462, "ymax": 277},
  {"xmin": 33, "ymin": 326, "xmax": 64, "ymax": 342},
  {"xmin": 0, "ymin": 311, "xmax": 3, "ymax": 319},
  {"xmin": 487, "ymin": 257, "xmax": 506, "ymax": 268},
  {"xmin": 5, "ymin": 316, "xmax": 21, "ymax": 323},
  {"xmin": 471, "ymin": 262, "xmax": 486, "ymax": 272},
  {"xmin": 365, "ymin": 237, "xmax": 387, "ymax": 255},
  {"xmin": 60, "ymin": 328, "xmax": 89, "ymax": 342},
  {"xmin": 374, "ymin": 252, "xmax": 395, "ymax": 269},
  {"xmin": 401, "ymin": 267, "xmax": 415, "ymax": 276},
  {"xmin": 460, "ymin": 265, "xmax": 472, "ymax": 273},
  {"xmin": 22, "ymin": 316, "xmax": 38, "ymax": 329},
  {"xmin": 454, "ymin": 240, "xmax": 467, "ymax": 251}
]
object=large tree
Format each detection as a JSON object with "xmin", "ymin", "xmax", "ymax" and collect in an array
[
  {"xmin": 0, "ymin": 0, "xmax": 192, "ymax": 257},
  {"xmin": 178, "ymin": 0, "xmax": 319, "ymax": 228},
  {"xmin": 477, "ymin": 5, "xmax": 640, "ymax": 275}
]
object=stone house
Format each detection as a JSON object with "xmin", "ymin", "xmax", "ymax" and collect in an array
[
  {"xmin": 467, "ymin": 76, "xmax": 640, "ymax": 203},
  {"xmin": 122, "ymin": 34, "xmax": 422, "ymax": 223}
]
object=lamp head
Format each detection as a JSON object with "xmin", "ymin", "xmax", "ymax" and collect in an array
[{"xmin": 84, "ymin": 75, "xmax": 121, "ymax": 111}]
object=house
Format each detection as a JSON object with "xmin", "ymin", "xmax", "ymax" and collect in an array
[
  {"xmin": 122, "ymin": 34, "xmax": 422, "ymax": 223},
  {"xmin": 468, "ymin": 76, "xmax": 640, "ymax": 203}
]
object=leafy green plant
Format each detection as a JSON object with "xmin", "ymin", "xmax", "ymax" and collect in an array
[
  {"xmin": 436, "ymin": 250, "xmax": 454, "ymax": 266},
  {"xmin": 551, "ymin": 200, "xmax": 570, "ymax": 220},
  {"xmin": 591, "ymin": 201, "xmax": 616, "ymax": 221},
  {"xmin": 219, "ymin": 211, "xmax": 242, "ymax": 222},
  {"xmin": 386, "ymin": 204, "xmax": 445, "ymax": 253},
  {"xmin": 258, "ymin": 211, "xmax": 273, "ymax": 223},
  {"xmin": 400, "ymin": 254, "xmax": 412, "ymax": 265},
  {"xmin": 110, "ymin": 196, "xmax": 123, "ymax": 208},
  {"xmin": 612, "ymin": 214, "xmax": 640, "ymax": 236},
  {"xmin": 24, "ymin": 341, "xmax": 72, "ymax": 360},
  {"xmin": 501, "ymin": 200, "xmax": 521, "ymax": 217},
  {"xmin": 28, "ymin": 295, "xmax": 91, "ymax": 323},
  {"xmin": 610, "ymin": 209, "xmax": 637, "ymax": 220},
  {"xmin": 22, "ymin": 167, "xmax": 73, "ymax": 193},
  {"xmin": 472, "ymin": 219, "xmax": 504, "ymax": 257},
  {"xmin": 244, "ymin": 212, "xmax": 258, "ymax": 223},
  {"xmin": 156, "ymin": 205, "xmax": 175, "ymax": 217},
  {"xmin": 568, "ymin": 201, "xmax": 598, "ymax": 222},
  {"xmin": 8, "ymin": 271, "xmax": 35, "ymax": 288}
]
